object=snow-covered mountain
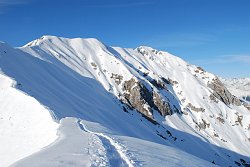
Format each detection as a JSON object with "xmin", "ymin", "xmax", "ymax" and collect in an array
[
  {"xmin": 221, "ymin": 78, "xmax": 250, "ymax": 103},
  {"xmin": 0, "ymin": 36, "xmax": 250, "ymax": 167}
]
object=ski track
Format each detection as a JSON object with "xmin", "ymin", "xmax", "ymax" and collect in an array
[{"xmin": 77, "ymin": 120, "xmax": 134, "ymax": 167}]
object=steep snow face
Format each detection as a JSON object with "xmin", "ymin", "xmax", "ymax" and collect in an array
[
  {"xmin": 221, "ymin": 78, "xmax": 250, "ymax": 102},
  {"xmin": 0, "ymin": 73, "xmax": 58, "ymax": 167},
  {"xmin": 1, "ymin": 36, "xmax": 250, "ymax": 166}
]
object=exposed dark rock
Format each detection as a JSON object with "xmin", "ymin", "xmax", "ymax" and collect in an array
[
  {"xmin": 122, "ymin": 78, "xmax": 173, "ymax": 122},
  {"xmin": 161, "ymin": 77, "xmax": 171, "ymax": 85},
  {"xmin": 151, "ymin": 49, "xmax": 159, "ymax": 54},
  {"xmin": 168, "ymin": 78, "xmax": 179, "ymax": 85},
  {"xmin": 197, "ymin": 66, "xmax": 205, "ymax": 71},
  {"xmin": 122, "ymin": 78, "xmax": 154, "ymax": 119},
  {"xmin": 209, "ymin": 94, "xmax": 219, "ymax": 103},
  {"xmin": 221, "ymin": 138, "xmax": 227, "ymax": 142},
  {"xmin": 198, "ymin": 119, "xmax": 210, "ymax": 129},
  {"xmin": 153, "ymin": 91, "xmax": 172, "ymax": 116},
  {"xmin": 213, "ymin": 133, "xmax": 219, "ymax": 137},
  {"xmin": 90, "ymin": 62, "xmax": 97, "ymax": 70},
  {"xmin": 142, "ymin": 114, "xmax": 158, "ymax": 125},
  {"xmin": 217, "ymin": 117, "xmax": 225, "ymax": 124},
  {"xmin": 235, "ymin": 114, "xmax": 243, "ymax": 126},
  {"xmin": 194, "ymin": 69, "xmax": 200, "ymax": 73},
  {"xmin": 143, "ymin": 72, "xmax": 149, "ymax": 77},
  {"xmin": 159, "ymin": 77, "xmax": 178, "ymax": 86},
  {"xmin": 136, "ymin": 47, "xmax": 149, "ymax": 56},
  {"xmin": 150, "ymin": 79, "xmax": 166, "ymax": 90},
  {"xmin": 110, "ymin": 73, "xmax": 123, "ymax": 85},
  {"xmin": 122, "ymin": 106, "xmax": 128, "ymax": 113},
  {"xmin": 187, "ymin": 103, "xmax": 205, "ymax": 112},
  {"xmin": 208, "ymin": 77, "xmax": 241, "ymax": 106},
  {"xmin": 166, "ymin": 130, "xmax": 172, "ymax": 137}
]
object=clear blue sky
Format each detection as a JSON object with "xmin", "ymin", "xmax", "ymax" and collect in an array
[{"xmin": 0, "ymin": 0, "xmax": 250, "ymax": 78}]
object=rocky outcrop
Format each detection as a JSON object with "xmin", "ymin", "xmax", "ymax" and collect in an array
[
  {"xmin": 217, "ymin": 116, "xmax": 225, "ymax": 124},
  {"xmin": 110, "ymin": 73, "xmax": 123, "ymax": 85},
  {"xmin": 150, "ymin": 79, "xmax": 166, "ymax": 90},
  {"xmin": 208, "ymin": 77, "xmax": 241, "ymax": 106},
  {"xmin": 153, "ymin": 91, "xmax": 172, "ymax": 116},
  {"xmin": 187, "ymin": 103, "xmax": 205, "ymax": 112},
  {"xmin": 235, "ymin": 113, "xmax": 243, "ymax": 126},
  {"xmin": 198, "ymin": 119, "xmax": 210, "ymax": 129},
  {"xmin": 122, "ymin": 78, "xmax": 154, "ymax": 119},
  {"xmin": 168, "ymin": 78, "xmax": 179, "ymax": 85},
  {"xmin": 122, "ymin": 78, "xmax": 173, "ymax": 121}
]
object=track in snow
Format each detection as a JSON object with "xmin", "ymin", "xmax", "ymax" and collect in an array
[{"xmin": 77, "ymin": 120, "xmax": 134, "ymax": 167}]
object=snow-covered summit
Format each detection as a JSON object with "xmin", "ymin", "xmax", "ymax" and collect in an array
[
  {"xmin": 1, "ymin": 36, "xmax": 250, "ymax": 167},
  {"xmin": 23, "ymin": 35, "xmax": 106, "ymax": 49}
]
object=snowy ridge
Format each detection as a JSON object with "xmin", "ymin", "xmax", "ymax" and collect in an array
[
  {"xmin": 1, "ymin": 36, "xmax": 250, "ymax": 166},
  {"xmin": 0, "ymin": 73, "xmax": 58, "ymax": 167}
]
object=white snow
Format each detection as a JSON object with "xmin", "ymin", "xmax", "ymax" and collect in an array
[
  {"xmin": 12, "ymin": 117, "xmax": 213, "ymax": 167},
  {"xmin": 0, "ymin": 73, "xmax": 58, "ymax": 167},
  {"xmin": 0, "ymin": 36, "xmax": 249, "ymax": 166}
]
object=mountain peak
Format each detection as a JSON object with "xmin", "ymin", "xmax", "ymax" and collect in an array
[
  {"xmin": 22, "ymin": 35, "xmax": 105, "ymax": 48},
  {"xmin": 1, "ymin": 36, "xmax": 250, "ymax": 167}
]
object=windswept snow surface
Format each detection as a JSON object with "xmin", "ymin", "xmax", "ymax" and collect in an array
[
  {"xmin": 12, "ymin": 118, "xmax": 213, "ymax": 167},
  {"xmin": 0, "ymin": 73, "xmax": 58, "ymax": 167},
  {"xmin": 0, "ymin": 36, "xmax": 250, "ymax": 166}
]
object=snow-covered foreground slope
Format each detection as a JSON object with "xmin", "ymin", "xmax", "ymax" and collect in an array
[
  {"xmin": 12, "ymin": 118, "xmax": 213, "ymax": 167},
  {"xmin": 221, "ymin": 78, "xmax": 250, "ymax": 102},
  {"xmin": 1, "ymin": 36, "xmax": 250, "ymax": 166},
  {"xmin": 0, "ymin": 73, "xmax": 58, "ymax": 167}
]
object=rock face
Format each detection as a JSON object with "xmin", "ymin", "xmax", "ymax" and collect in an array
[
  {"xmin": 111, "ymin": 73, "xmax": 123, "ymax": 85},
  {"xmin": 208, "ymin": 77, "xmax": 241, "ymax": 106},
  {"xmin": 122, "ymin": 78, "xmax": 154, "ymax": 119},
  {"xmin": 187, "ymin": 103, "xmax": 205, "ymax": 112},
  {"xmin": 153, "ymin": 91, "xmax": 172, "ymax": 116},
  {"xmin": 122, "ymin": 78, "xmax": 173, "ymax": 121}
]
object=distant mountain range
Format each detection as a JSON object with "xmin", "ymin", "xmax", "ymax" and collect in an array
[
  {"xmin": 0, "ymin": 36, "xmax": 249, "ymax": 167},
  {"xmin": 221, "ymin": 78, "xmax": 250, "ymax": 103}
]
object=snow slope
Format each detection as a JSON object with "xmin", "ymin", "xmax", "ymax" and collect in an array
[
  {"xmin": 0, "ymin": 72, "xmax": 58, "ymax": 166},
  {"xmin": 12, "ymin": 118, "xmax": 214, "ymax": 167},
  {"xmin": 1, "ymin": 36, "xmax": 250, "ymax": 166}
]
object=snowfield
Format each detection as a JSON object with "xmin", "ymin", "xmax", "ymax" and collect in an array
[
  {"xmin": 0, "ymin": 36, "xmax": 250, "ymax": 167},
  {"xmin": 0, "ymin": 73, "xmax": 58, "ymax": 167}
]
